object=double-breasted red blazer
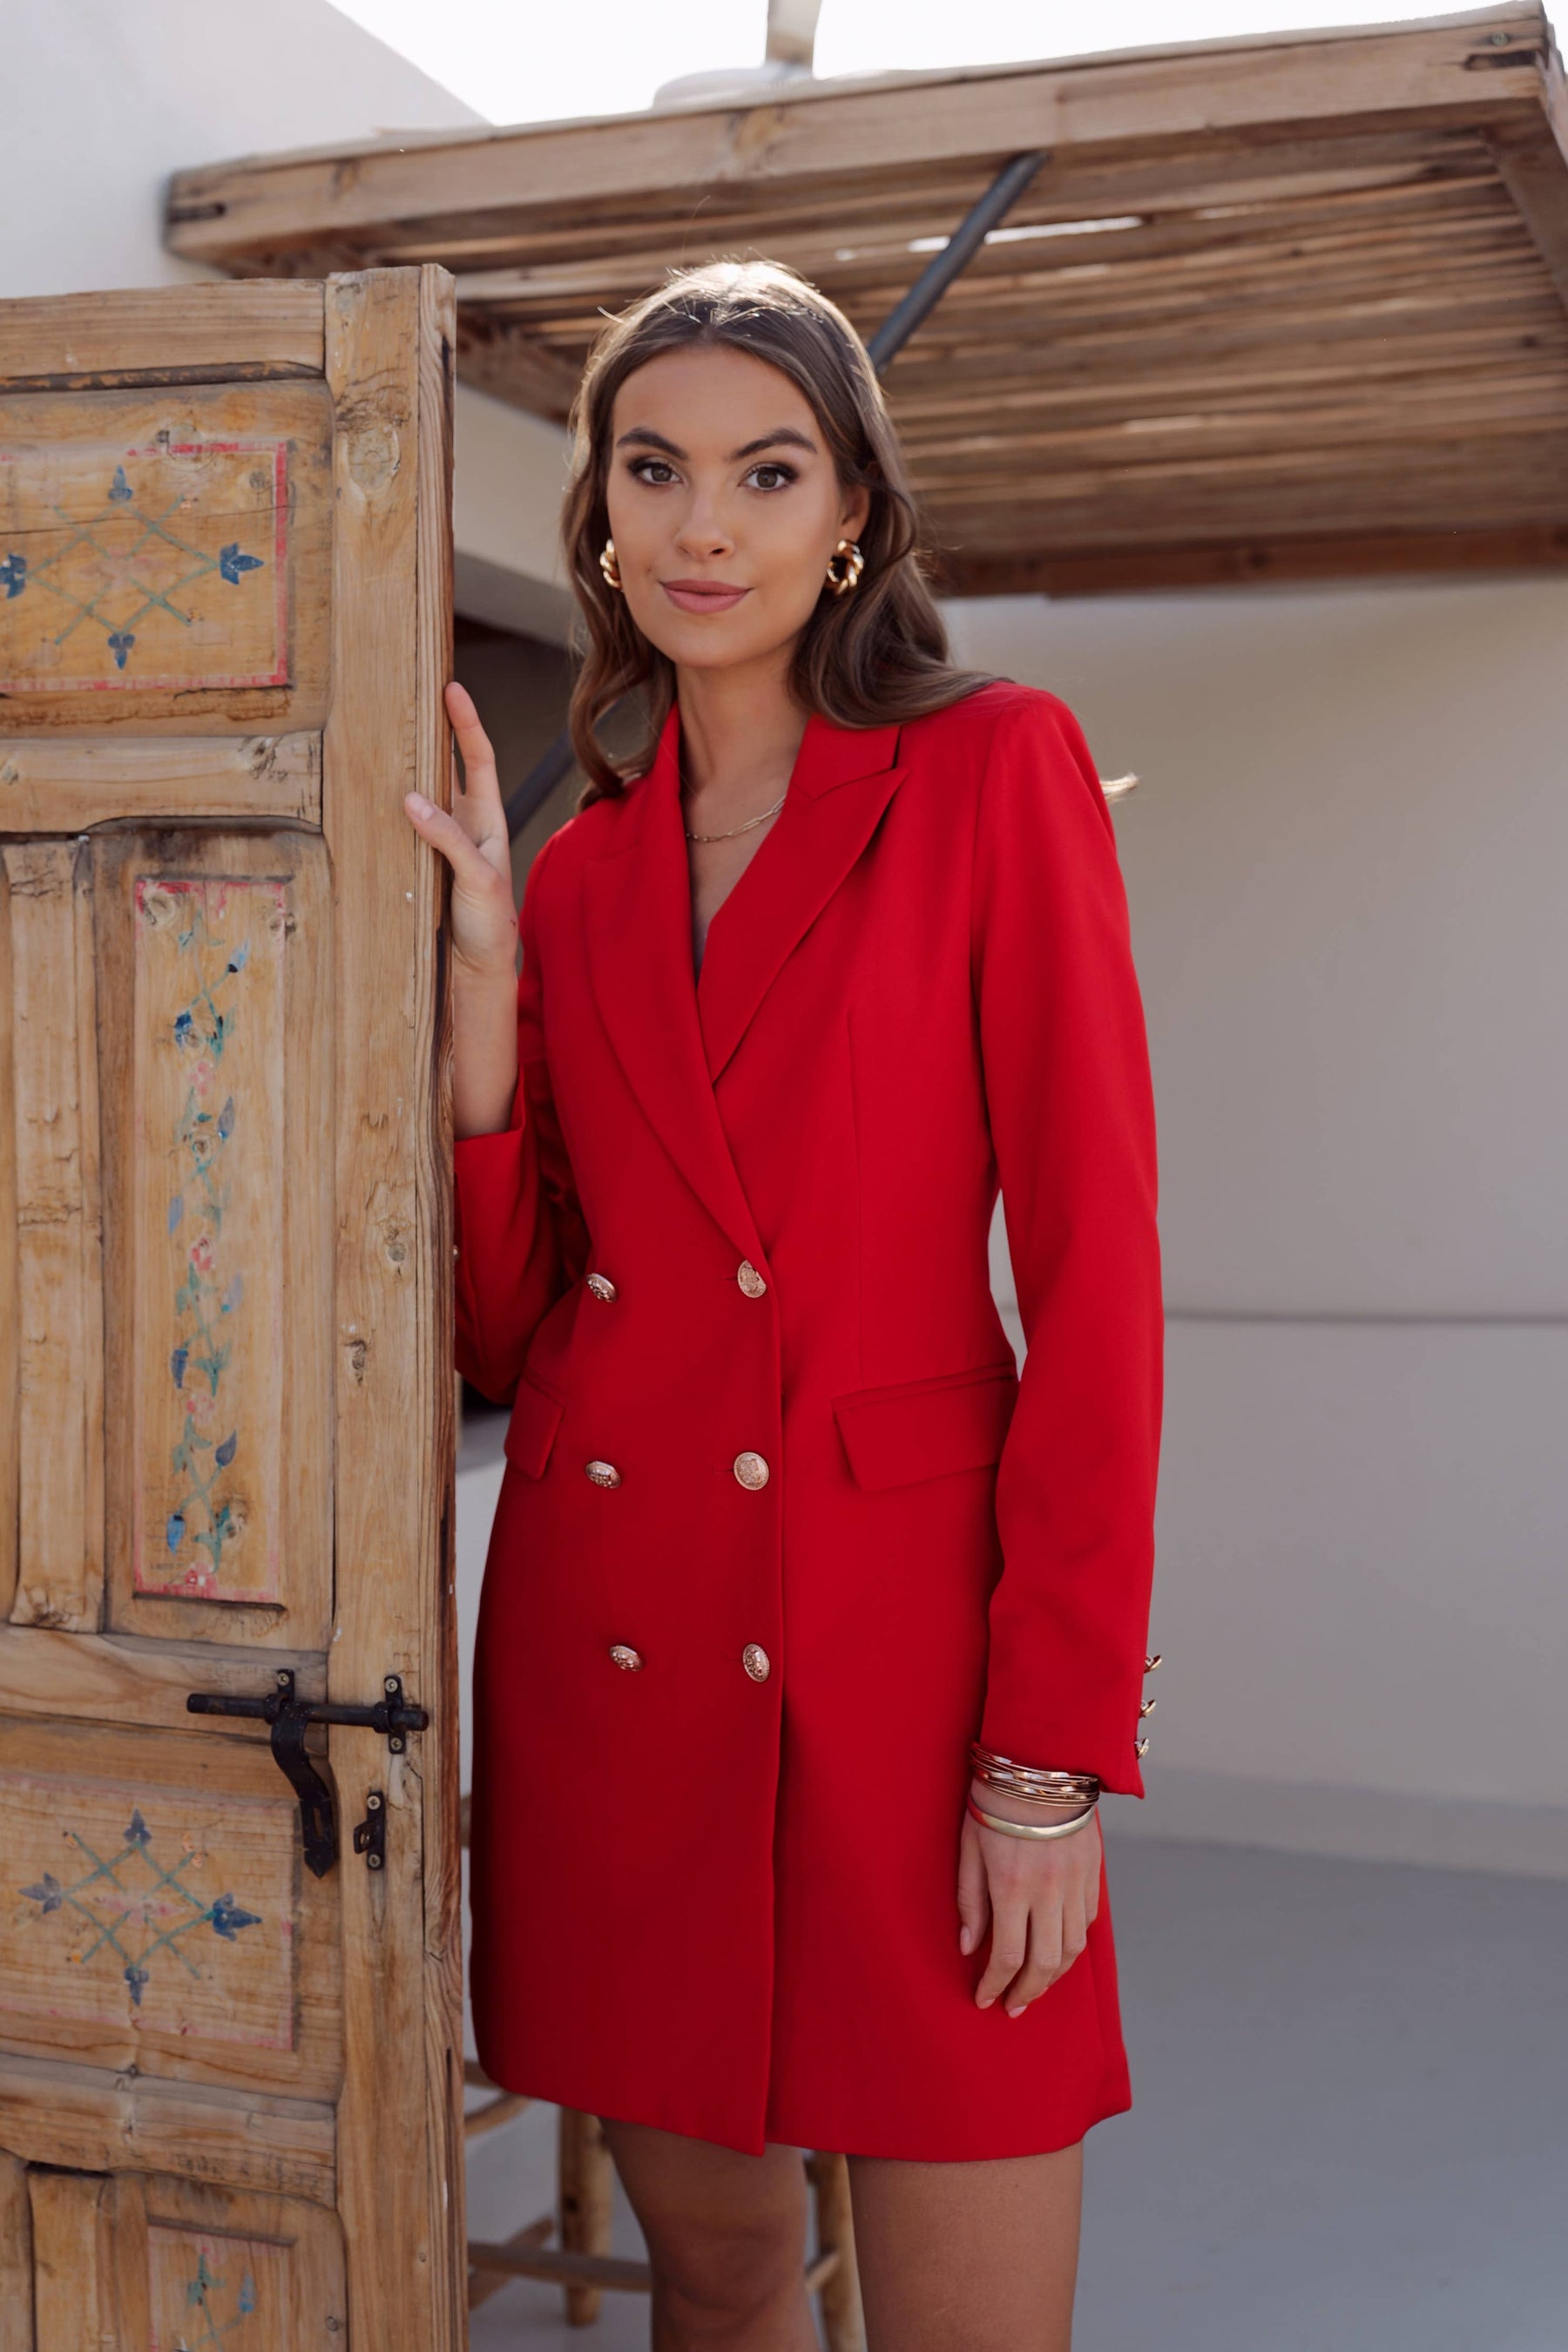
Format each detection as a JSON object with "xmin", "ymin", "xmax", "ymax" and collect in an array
[{"xmin": 454, "ymin": 677, "xmax": 1162, "ymax": 2159}]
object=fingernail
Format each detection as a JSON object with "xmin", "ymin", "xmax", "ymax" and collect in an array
[
  {"xmin": 976, "ymin": 1994, "xmax": 993, "ymax": 2010},
  {"xmin": 406, "ymin": 793, "xmax": 432, "ymax": 816},
  {"xmin": 958, "ymin": 1928, "xmax": 972, "ymax": 1955},
  {"xmin": 1006, "ymin": 2004, "xmax": 1026, "ymax": 2019}
]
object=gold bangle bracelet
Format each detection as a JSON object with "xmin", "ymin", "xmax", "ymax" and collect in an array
[
  {"xmin": 965, "ymin": 1795, "xmax": 1097, "ymax": 1842},
  {"xmin": 968, "ymin": 1745, "xmax": 1101, "ymax": 1805}
]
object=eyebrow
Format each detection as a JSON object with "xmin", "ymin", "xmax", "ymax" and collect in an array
[{"xmin": 614, "ymin": 424, "xmax": 819, "ymax": 461}]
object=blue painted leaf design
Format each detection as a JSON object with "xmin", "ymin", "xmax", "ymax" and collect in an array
[
  {"xmin": 167, "ymin": 1193, "xmax": 184, "ymax": 1233},
  {"xmin": 215, "ymin": 1431, "xmax": 237, "ymax": 1469},
  {"xmin": 222, "ymin": 1273, "xmax": 243, "ymax": 1312},
  {"xmin": 107, "ymin": 631, "xmax": 134, "ymax": 670},
  {"xmin": 220, "ymin": 543, "xmax": 264, "ymax": 584},
  {"xmin": 124, "ymin": 1963, "xmax": 149, "ymax": 2006},
  {"xmin": 0, "ymin": 553, "xmax": 24, "ymax": 598},
  {"xmin": 226, "ymin": 943, "xmax": 249, "ymax": 975},
  {"xmin": 22, "ymin": 1873, "xmax": 64, "ymax": 1913},
  {"xmin": 240, "ymin": 2273, "xmax": 258, "ymax": 2315},
  {"xmin": 217, "ymin": 1094, "xmax": 236, "ymax": 1137},
  {"xmin": 109, "ymin": 465, "xmax": 132, "ymax": 502},
  {"xmin": 125, "ymin": 1808, "xmax": 151, "ymax": 1844},
  {"xmin": 166, "ymin": 1511, "xmax": 186, "ymax": 1553},
  {"xmin": 173, "ymin": 1010, "xmax": 194, "ymax": 1045},
  {"xmin": 210, "ymin": 1894, "xmax": 262, "ymax": 1940}
]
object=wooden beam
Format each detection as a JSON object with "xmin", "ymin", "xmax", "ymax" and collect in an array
[
  {"xmin": 1486, "ymin": 123, "xmax": 1568, "ymax": 307},
  {"xmin": 940, "ymin": 522, "xmax": 1568, "ymax": 595},
  {"xmin": 0, "ymin": 282, "xmax": 324, "ymax": 388},
  {"xmin": 165, "ymin": 8, "xmax": 1556, "ymax": 268}
]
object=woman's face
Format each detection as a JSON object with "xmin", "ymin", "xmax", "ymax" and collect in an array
[{"xmin": 603, "ymin": 343, "xmax": 871, "ymax": 676}]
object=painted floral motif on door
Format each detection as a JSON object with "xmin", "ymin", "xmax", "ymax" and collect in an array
[
  {"xmin": 147, "ymin": 2223, "xmax": 287, "ymax": 2350},
  {"xmin": 2, "ymin": 1771, "xmax": 296, "ymax": 2049},
  {"xmin": 0, "ymin": 439, "xmax": 286, "ymax": 692},
  {"xmin": 132, "ymin": 877, "xmax": 289, "ymax": 1605}
]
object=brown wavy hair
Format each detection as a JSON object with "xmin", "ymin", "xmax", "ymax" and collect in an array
[{"xmin": 562, "ymin": 258, "xmax": 993, "ymax": 806}]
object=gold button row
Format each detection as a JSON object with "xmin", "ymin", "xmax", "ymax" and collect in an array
[
  {"xmin": 585, "ymin": 1452, "xmax": 770, "ymax": 1490},
  {"xmin": 586, "ymin": 1260, "xmax": 767, "ymax": 1304},
  {"xmin": 607, "ymin": 1642, "xmax": 770, "ymax": 1683}
]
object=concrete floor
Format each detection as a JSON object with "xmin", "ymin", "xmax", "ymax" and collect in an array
[{"xmin": 463, "ymin": 1836, "xmax": 1568, "ymax": 2349}]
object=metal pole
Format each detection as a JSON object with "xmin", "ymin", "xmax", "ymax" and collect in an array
[{"xmin": 500, "ymin": 149, "xmax": 1047, "ymax": 836}]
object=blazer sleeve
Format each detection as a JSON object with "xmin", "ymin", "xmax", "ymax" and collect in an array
[
  {"xmin": 971, "ymin": 693, "xmax": 1163, "ymax": 1799},
  {"xmin": 453, "ymin": 829, "xmax": 589, "ymax": 1407}
]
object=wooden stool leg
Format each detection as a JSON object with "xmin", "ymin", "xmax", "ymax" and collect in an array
[
  {"xmin": 558, "ymin": 2108, "xmax": 615, "ymax": 2328},
  {"xmin": 807, "ymin": 2151, "xmax": 866, "ymax": 2352}
]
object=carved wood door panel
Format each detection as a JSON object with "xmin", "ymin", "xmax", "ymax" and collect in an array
[{"xmin": 0, "ymin": 273, "xmax": 463, "ymax": 2352}]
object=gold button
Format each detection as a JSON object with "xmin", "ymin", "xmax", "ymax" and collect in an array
[
  {"xmin": 1139, "ymin": 1697, "xmax": 1157, "ymax": 1719},
  {"xmin": 736, "ymin": 1260, "xmax": 767, "ymax": 1298},
  {"xmin": 733, "ymin": 1451, "xmax": 769, "ymax": 1490},
  {"xmin": 1145, "ymin": 1652, "xmax": 1162, "ymax": 1673},
  {"xmin": 585, "ymin": 1460, "xmax": 622, "ymax": 1489},
  {"xmin": 742, "ymin": 1642, "xmax": 771, "ymax": 1683},
  {"xmin": 609, "ymin": 1644, "xmax": 643, "ymax": 1673},
  {"xmin": 1135, "ymin": 1736, "xmax": 1151, "ymax": 1760},
  {"xmin": 586, "ymin": 1272, "xmax": 618, "ymax": 1302}
]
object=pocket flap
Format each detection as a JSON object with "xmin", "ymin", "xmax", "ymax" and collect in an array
[
  {"xmin": 504, "ymin": 1373, "xmax": 564, "ymax": 1478},
  {"xmin": 832, "ymin": 1360, "xmax": 1018, "ymax": 1492}
]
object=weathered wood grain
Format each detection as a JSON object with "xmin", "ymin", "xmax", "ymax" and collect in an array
[
  {"xmin": 0, "ymin": 862, "xmax": 16, "ymax": 1629},
  {"xmin": 28, "ymin": 2168, "xmax": 118, "ymax": 2352},
  {"xmin": 0, "ymin": 2051, "xmax": 336, "ymax": 2204},
  {"xmin": 0, "ymin": 1713, "xmax": 343, "ymax": 2100},
  {"xmin": 323, "ymin": 264, "xmax": 460, "ymax": 2352},
  {"xmin": 0, "ymin": 732, "xmax": 321, "ymax": 832},
  {"xmin": 3, "ymin": 840, "xmax": 105, "ymax": 1633},
  {"xmin": 0, "ymin": 1622, "xmax": 327, "ymax": 1729},
  {"xmin": 0, "ymin": 2151, "xmax": 30, "ymax": 2352},
  {"xmin": 94, "ymin": 829, "xmax": 333, "ymax": 1649},
  {"xmin": 0, "ymin": 381, "xmax": 332, "ymax": 734},
  {"xmin": 164, "ymin": 8, "xmax": 1553, "ymax": 260},
  {"xmin": 0, "ymin": 281, "xmax": 326, "ymax": 389}
]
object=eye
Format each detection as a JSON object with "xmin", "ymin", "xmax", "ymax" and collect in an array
[
  {"xmin": 627, "ymin": 456, "xmax": 679, "ymax": 486},
  {"xmin": 746, "ymin": 461, "xmax": 798, "ymax": 492}
]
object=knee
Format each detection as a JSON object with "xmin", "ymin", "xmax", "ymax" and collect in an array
[{"xmin": 650, "ymin": 2212, "xmax": 807, "ymax": 2344}]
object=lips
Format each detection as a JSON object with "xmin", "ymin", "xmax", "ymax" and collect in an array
[{"xmin": 660, "ymin": 579, "xmax": 751, "ymax": 614}]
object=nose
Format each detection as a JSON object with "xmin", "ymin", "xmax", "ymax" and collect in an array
[{"xmin": 672, "ymin": 487, "xmax": 735, "ymax": 563}]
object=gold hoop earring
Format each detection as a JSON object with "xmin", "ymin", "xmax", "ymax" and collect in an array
[
  {"xmin": 599, "ymin": 537, "xmax": 623, "ymax": 592},
  {"xmin": 825, "ymin": 538, "xmax": 865, "ymax": 598}
]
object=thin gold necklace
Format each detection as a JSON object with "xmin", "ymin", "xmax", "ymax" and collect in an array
[{"xmin": 680, "ymin": 777, "xmax": 787, "ymax": 844}]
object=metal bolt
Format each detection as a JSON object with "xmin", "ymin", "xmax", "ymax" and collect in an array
[
  {"xmin": 1489, "ymin": 28, "xmax": 1510, "ymax": 40},
  {"xmin": 368, "ymin": 1852, "xmax": 382, "ymax": 1869}
]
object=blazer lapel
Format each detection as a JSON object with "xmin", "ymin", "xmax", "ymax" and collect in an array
[
  {"xmin": 584, "ymin": 710, "xmax": 766, "ymax": 1262},
  {"xmin": 698, "ymin": 709, "xmax": 906, "ymax": 1083}
]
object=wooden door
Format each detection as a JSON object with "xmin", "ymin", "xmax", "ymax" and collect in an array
[{"xmin": 0, "ymin": 272, "xmax": 463, "ymax": 2352}]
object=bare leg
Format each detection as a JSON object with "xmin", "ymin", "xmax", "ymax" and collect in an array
[
  {"xmin": 600, "ymin": 2117, "xmax": 820, "ymax": 2351},
  {"xmin": 846, "ymin": 2143, "xmax": 1083, "ymax": 2352}
]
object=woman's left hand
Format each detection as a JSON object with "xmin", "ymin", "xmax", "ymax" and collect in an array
[{"xmin": 957, "ymin": 1783, "xmax": 1102, "ymax": 2017}]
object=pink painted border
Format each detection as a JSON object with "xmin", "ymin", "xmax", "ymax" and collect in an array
[{"xmin": 0, "ymin": 438, "xmax": 290, "ymax": 693}]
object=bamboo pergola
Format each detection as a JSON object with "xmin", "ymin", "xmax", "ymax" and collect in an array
[{"xmin": 166, "ymin": 4, "xmax": 1568, "ymax": 593}]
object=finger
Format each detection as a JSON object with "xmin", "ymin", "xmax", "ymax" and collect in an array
[
  {"xmin": 1058, "ymin": 1890, "xmax": 1090, "ymax": 1977},
  {"xmin": 974, "ymin": 1885, "xmax": 1029, "ymax": 2011},
  {"xmin": 444, "ymin": 681, "xmax": 504, "ymax": 809},
  {"xmin": 1004, "ymin": 1902, "xmax": 1064, "ymax": 2017},
  {"xmin": 956, "ymin": 1821, "xmax": 990, "ymax": 1959},
  {"xmin": 403, "ymin": 789, "xmax": 510, "ymax": 896}
]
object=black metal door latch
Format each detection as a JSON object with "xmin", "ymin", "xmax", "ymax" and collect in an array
[{"xmin": 186, "ymin": 1670, "xmax": 429, "ymax": 1878}]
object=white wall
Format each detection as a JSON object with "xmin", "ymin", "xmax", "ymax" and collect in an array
[{"xmin": 955, "ymin": 582, "xmax": 1568, "ymax": 1869}]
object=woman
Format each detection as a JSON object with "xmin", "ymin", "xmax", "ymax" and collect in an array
[{"xmin": 405, "ymin": 260, "xmax": 1162, "ymax": 2351}]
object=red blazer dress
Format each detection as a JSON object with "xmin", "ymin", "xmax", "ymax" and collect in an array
[{"xmin": 454, "ymin": 678, "xmax": 1163, "ymax": 2159}]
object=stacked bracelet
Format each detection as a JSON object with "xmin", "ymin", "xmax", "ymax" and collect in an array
[
  {"xmin": 965, "ymin": 1795, "xmax": 1097, "ymax": 1842},
  {"xmin": 968, "ymin": 1742, "xmax": 1101, "ymax": 1813}
]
